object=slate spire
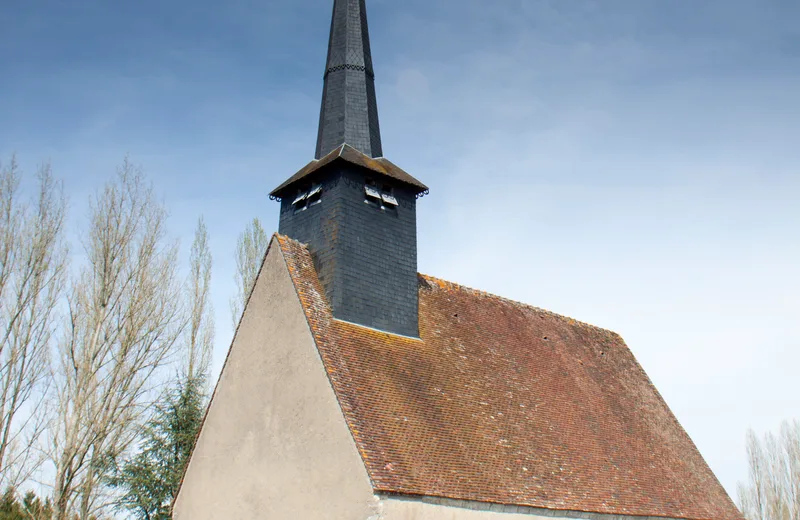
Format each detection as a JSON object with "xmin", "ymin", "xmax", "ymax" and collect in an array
[
  {"xmin": 315, "ymin": 0, "xmax": 383, "ymax": 159},
  {"xmin": 273, "ymin": 0, "xmax": 425, "ymax": 337}
]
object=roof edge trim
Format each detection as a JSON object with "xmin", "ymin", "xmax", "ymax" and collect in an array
[
  {"xmin": 171, "ymin": 234, "xmax": 282, "ymax": 513},
  {"xmin": 378, "ymin": 493, "xmax": 701, "ymax": 520},
  {"xmin": 274, "ymin": 234, "xmax": 381, "ymax": 489}
]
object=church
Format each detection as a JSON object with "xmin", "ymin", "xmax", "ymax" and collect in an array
[{"xmin": 173, "ymin": 1, "xmax": 743, "ymax": 518}]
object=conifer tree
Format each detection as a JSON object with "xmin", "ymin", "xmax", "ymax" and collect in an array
[
  {"xmin": 109, "ymin": 377, "xmax": 207, "ymax": 519},
  {"xmin": 0, "ymin": 487, "xmax": 54, "ymax": 520},
  {"xmin": 0, "ymin": 487, "xmax": 23, "ymax": 520}
]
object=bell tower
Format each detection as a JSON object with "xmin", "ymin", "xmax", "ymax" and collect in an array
[{"xmin": 270, "ymin": 0, "xmax": 428, "ymax": 337}]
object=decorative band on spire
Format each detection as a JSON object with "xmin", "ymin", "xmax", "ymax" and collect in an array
[{"xmin": 324, "ymin": 63, "xmax": 375, "ymax": 79}]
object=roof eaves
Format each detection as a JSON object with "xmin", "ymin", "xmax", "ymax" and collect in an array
[{"xmin": 269, "ymin": 144, "xmax": 428, "ymax": 200}]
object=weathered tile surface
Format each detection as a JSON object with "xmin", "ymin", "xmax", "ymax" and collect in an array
[{"xmin": 277, "ymin": 235, "xmax": 743, "ymax": 520}]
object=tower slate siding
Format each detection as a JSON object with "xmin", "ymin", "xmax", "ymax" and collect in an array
[
  {"xmin": 274, "ymin": 0, "xmax": 423, "ymax": 336},
  {"xmin": 278, "ymin": 163, "xmax": 418, "ymax": 337}
]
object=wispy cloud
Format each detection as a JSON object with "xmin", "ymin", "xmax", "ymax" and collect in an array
[{"xmin": 1, "ymin": 0, "xmax": 798, "ymax": 499}]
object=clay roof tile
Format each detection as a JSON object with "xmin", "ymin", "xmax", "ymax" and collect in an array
[{"xmin": 276, "ymin": 234, "xmax": 742, "ymax": 520}]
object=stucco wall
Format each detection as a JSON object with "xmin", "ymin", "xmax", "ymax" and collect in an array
[
  {"xmin": 380, "ymin": 498, "xmax": 544, "ymax": 520},
  {"xmin": 173, "ymin": 237, "xmax": 376, "ymax": 519},
  {"xmin": 378, "ymin": 496, "xmax": 663, "ymax": 520}
]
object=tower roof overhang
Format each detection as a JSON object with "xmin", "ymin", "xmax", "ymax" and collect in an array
[{"xmin": 269, "ymin": 144, "xmax": 429, "ymax": 201}]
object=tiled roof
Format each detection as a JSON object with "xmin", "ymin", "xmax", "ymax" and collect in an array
[
  {"xmin": 269, "ymin": 144, "xmax": 429, "ymax": 198},
  {"xmin": 276, "ymin": 235, "xmax": 743, "ymax": 520}
]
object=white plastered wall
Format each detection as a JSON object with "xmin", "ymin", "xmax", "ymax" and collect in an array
[
  {"xmin": 380, "ymin": 498, "xmax": 553, "ymax": 520},
  {"xmin": 173, "ymin": 237, "xmax": 376, "ymax": 520},
  {"xmin": 378, "ymin": 497, "xmax": 639, "ymax": 520}
]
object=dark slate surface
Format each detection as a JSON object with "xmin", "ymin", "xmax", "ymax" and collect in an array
[
  {"xmin": 270, "ymin": 145, "xmax": 428, "ymax": 198},
  {"xmin": 315, "ymin": 0, "xmax": 383, "ymax": 159},
  {"xmin": 279, "ymin": 162, "xmax": 418, "ymax": 337}
]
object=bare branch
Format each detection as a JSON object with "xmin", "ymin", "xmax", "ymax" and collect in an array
[
  {"xmin": 49, "ymin": 157, "xmax": 186, "ymax": 520},
  {"xmin": 738, "ymin": 420, "xmax": 800, "ymax": 520},
  {"xmin": 0, "ymin": 157, "xmax": 67, "ymax": 489},
  {"xmin": 230, "ymin": 217, "xmax": 268, "ymax": 329},
  {"xmin": 184, "ymin": 216, "xmax": 213, "ymax": 382}
]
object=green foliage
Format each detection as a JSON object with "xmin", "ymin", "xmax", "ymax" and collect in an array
[
  {"xmin": 109, "ymin": 376, "xmax": 207, "ymax": 520},
  {"xmin": 0, "ymin": 487, "xmax": 53, "ymax": 520},
  {"xmin": 0, "ymin": 488, "xmax": 22, "ymax": 520}
]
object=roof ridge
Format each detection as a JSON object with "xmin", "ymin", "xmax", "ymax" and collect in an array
[
  {"xmin": 418, "ymin": 273, "xmax": 622, "ymax": 340},
  {"xmin": 276, "ymin": 233, "xmax": 306, "ymax": 248}
]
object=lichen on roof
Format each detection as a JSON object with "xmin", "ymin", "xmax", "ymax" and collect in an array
[{"xmin": 276, "ymin": 234, "xmax": 742, "ymax": 520}]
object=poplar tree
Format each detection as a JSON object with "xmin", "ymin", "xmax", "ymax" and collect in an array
[
  {"xmin": 0, "ymin": 157, "xmax": 67, "ymax": 489},
  {"xmin": 50, "ymin": 158, "xmax": 184, "ymax": 520},
  {"xmin": 230, "ymin": 217, "xmax": 268, "ymax": 328},
  {"xmin": 738, "ymin": 419, "xmax": 800, "ymax": 520},
  {"xmin": 110, "ymin": 217, "xmax": 214, "ymax": 519}
]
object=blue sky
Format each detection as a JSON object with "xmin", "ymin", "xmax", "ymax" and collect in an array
[{"xmin": 2, "ymin": 0, "xmax": 799, "ymax": 500}]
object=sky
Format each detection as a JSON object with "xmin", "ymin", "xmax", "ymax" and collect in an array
[{"xmin": 2, "ymin": 0, "xmax": 799, "ymax": 502}]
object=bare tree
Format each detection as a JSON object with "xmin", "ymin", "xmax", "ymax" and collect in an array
[
  {"xmin": 230, "ymin": 217, "xmax": 268, "ymax": 328},
  {"xmin": 184, "ymin": 216, "xmax": 213, "ymax": 382},
  {"xmin": 49, "ymin": 158, "xmax": 185, "ymax": 520},
  {"xmin": 0, "ymin": 156, "xmax": 67, "ymax": 489},
  {"xmin": 738, "ymin": 420, "xmax": 800, "ymax": 520}
]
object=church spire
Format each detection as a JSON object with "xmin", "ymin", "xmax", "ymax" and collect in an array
[
  {"xmin": 315, "ymin": 0, "xmax": 383, "ymax": 159},
  {"xmin": 273, "ymin": 0, "xmax": 426, "ymax": 338}
]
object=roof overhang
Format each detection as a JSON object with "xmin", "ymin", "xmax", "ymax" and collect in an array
[{"xmin": 269, "ymin": 144, "xmax": 429, "ymax": 201}]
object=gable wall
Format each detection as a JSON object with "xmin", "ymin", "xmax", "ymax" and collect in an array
[{"xmin": 172, "ymin": 237, "xmax": 376, "ymax": 520}]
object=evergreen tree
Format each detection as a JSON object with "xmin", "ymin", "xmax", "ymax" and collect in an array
[
  {"xmin": 0, "ymin": 487, "xmax": 23, "ymax": 520},
  {"xmin": 0, "ymin": 488, "xmax": 54, "ymax": 520},
  {"xmin": 22, "ymin": 491, "xmax": 54, "ymax": 520},
  {"xmin": 109, "ymin": 376, "xmax": 207, "ymax": 520}
]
